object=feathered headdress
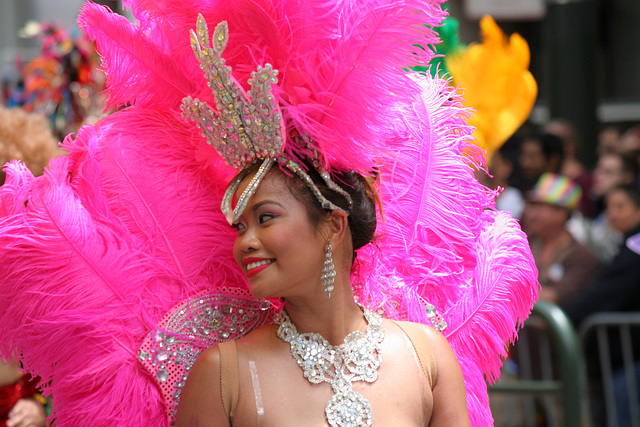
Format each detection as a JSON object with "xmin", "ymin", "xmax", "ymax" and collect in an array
[{"xmin": 0, "ymin": 1, "xmax": 538, "ymax": 426}]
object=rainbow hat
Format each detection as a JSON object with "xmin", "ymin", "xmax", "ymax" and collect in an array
[{"xmin": 529, "ymin": 173, "xmax": 582, "ymax": 209}]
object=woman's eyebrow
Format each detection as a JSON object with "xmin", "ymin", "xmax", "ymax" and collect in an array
[{"xmin": 251, "ymin": 199, "xmax": 284, "ymax": 211}]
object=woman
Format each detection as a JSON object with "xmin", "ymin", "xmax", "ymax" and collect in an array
[
  {"xmin": 176, "ymin": 164, "xmax": 469, "ymax": 426},
  {"xmin": 0, "ymin": 1, "xmax": 537, "ymax": 426}
]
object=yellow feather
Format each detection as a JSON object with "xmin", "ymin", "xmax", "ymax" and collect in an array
[{"xmin": 446, "ymin": 15, "xmax": 537, "ymax": 160}]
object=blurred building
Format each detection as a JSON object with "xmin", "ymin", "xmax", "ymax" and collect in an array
[{"xmin": 0, "ymin": 0, "xmax": 121, "ymax": 83}]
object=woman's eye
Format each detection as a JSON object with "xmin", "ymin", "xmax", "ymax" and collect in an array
[
  {"xmin": 259, "ymin": 213, "xmax": 275, "ymax": 224},
  {"xmin": 231, "ymin": 222, "xmax": 245, "ymax": 232}
]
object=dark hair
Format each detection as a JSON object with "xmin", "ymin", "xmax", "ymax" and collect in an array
[
  {"xmin": 530, "ymin": 132, "xmax": 565, "ymax": 169},
  {"xmin": 239, "ymin": 161, "xmax": 378, "ymax": 257},
  {"xmin": 521, "ymin": 131, "xmax": 564, "ymax": 164},
  {"xmin": 619, "ymin": 153, "xmax": 640, "ymax": 182},
  {"xmin": 285, "ymin": 164, "xmax": 378, "ymax": 254}
]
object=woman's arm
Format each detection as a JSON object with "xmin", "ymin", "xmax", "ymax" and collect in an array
[
  {"xmin": 175, "ymin": 346, "xmax": 231, "ymax": 427},
  {"xmin": 424, "ymin": 326, "xmax": 470, "ymax": 427}
]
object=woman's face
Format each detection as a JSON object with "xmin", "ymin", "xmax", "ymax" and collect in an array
[
  {"xmin": 519, "ymin": 139, "xmax": 546, "ymax": 181},
  {"xmin": 606, "ymin": 189, "xmax": 640, "ymax": 234},
  {"xmin": 523, "ymin": 201, "xmax": 569, "ymax": 238},
  {"xmin": 593, "ymin": 154, "xmax": 624, "ymax": 197},
  {"xmin": 231, "ymin": 171, "xmax": 327, "ymax": 299}
]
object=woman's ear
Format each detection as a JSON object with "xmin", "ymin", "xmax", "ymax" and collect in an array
[{"xmin": 323, "ymin": 209, "xmax": 349, "ymax": 248}]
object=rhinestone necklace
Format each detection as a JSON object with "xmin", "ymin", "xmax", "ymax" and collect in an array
[{"xmin": 276, "ymin": 305, "xmax": 385, "ymax": 427}]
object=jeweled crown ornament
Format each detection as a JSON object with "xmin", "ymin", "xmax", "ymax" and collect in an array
[
  {"xmin": 181, "ymin": 16, "xmax": 284, "ymax": 170},
  {"xmin": 181, "ymin": 15, "xmax": 351, "ymax": 225}
]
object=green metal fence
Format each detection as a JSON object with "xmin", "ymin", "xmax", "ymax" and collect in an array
[{"xmin": 489, "ymin": 300, "xmax": 586, "ymax": 427}]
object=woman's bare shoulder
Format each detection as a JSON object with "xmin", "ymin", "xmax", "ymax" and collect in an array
[
  {"xmin": 196, "ymin": 343, "xmax": 223, "ymax": 365},
  {"xmin": 175, "ymin": 322, "xmax": 277, "ymax": 427},
  {"xmin": 188, "ymin": 321, "xmax": 275, "ymax": 379},
  {"xmin": 175, "ymin": 344, "xmax": 228, "ymax": 427},
  {"xmin": 384, "ymin": 319, "xmax": 451, "ymax": 354},
  {"xmin": 386, "ymin": 320, "xmax": 469, "ymax": 426}
]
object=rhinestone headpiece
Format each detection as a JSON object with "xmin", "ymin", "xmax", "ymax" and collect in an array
[{"xmin": 181, "ymin": 15, "xmax": 352, "ymax": 225}]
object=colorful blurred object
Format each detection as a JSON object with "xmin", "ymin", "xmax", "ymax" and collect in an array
[
  {"xmin": 3, "ymin": 21, "xmax": 107, "ymax": 139},
  {"xmin": 445, "ymin": 15, "xmax": 537, "ymax": 160},
  {"xmin": 0, "ymin": 105, "xmax": 61, "ymax": 185},
  {"xmin": 419, "ymin": 16, "xmax": 466, "ymax": 77}
]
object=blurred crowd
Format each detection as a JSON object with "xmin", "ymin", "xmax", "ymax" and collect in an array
[
  {"xmin": 477, "ymin": 118, "xmax": 640, "ymax": 426},
  {"xmin": 1, "ymin": 21, "xmax": 105, "ymax": 142},
  {"xmin": 476, "ymin": 118, "xmax": 640, "ymax": 318},
  {"xmin": 1, "ymin": 14, "xmax": 640, "ymax": 427},
  {"xmin": 0, "ymin": 21, "xmax": 106, "ymax": 426}
]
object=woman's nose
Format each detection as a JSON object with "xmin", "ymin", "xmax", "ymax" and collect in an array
[{"xmin": 236, "ymin": 227, "xmax": 260, "ymax": 252}]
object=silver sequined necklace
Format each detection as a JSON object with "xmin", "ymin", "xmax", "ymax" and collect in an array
[{"xmin": 276, "ymin": 305, "xmax": 385, "ymax": 427}]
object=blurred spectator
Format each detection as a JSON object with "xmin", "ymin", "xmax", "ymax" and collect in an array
[
  {"xmin": 516, "ymin": 132, "xmax": 564, "ymax": 193},
  {"xmin": 619, "ymin": 124, "xmax": 640, "ymax": 155},
  {"xmin": 544, "ymin": 119, "xmax": 586, "ymax": 179},
  {"xmin": 597, "ymin": 124, "xmax": 621, "ymax": 157},
  {"xmin": 0, "ymin": 106, "xmax": 60, "ymax": 185},
  {"xmin": 523, "ymin": 173, "xmax": 600, "ymax": 304},
  {"xmin": 563, "ymin": 184, "xmax": 640, "ymax": 325},
  {"xmin": 476, "ymin": 142, "xmax": 526, "ymax": 220},
  {"xmin": 567, "ymin": 152, "xmax": 638, "ymax": 263},
  {"xmin": 562, "ymin": 184, "xmax": 640, "ymax": 426},
  {"xmin": 0, "ymin": 360, "xmax": 46, "ymax": 427},
  {"xmin": 592, "ymin": 152, "xmax": 639, "ymax": 216},
  {"xmin": 493, "ymin": 146, "xmax": 525, "ymax": 220},
  {"xmin": 619, "ymin": 124, "xmax": 640, "ymax": 186},
  {"xmin": 544, "ymin": 118, "xmax": 594, "ymax": 217}
]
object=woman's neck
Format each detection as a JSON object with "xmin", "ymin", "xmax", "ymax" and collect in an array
[{"xmin": 282, "ymin": 284, "xmax": 366, "ymax": 346}]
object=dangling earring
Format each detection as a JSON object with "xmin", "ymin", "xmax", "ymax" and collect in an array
[{"xmin": 321, "ymin": 244, "xmax": 336, "ymax": 299}]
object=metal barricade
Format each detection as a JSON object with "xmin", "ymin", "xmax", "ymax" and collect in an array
[
  {"xmin": 489, "ymin": 300, "xmax": 586, "ymax": 427},
  {"xmin": 579, "ymin": 312, "xmax": 640, "ymax": 427}
]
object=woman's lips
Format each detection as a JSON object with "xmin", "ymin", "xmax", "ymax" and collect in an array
[{"xmin": 243, "ymin": 258, "xmax": 274, "ymax": 278}]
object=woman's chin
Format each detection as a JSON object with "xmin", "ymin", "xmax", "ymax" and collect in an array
[{"xmin": 247, "ymin": 282, "xmax": 275, "ymax": 300}]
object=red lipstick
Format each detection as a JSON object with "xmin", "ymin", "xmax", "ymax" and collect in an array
[{"xmin": 243, "ymin": 257, "xmax": 274, "ymax": 278}]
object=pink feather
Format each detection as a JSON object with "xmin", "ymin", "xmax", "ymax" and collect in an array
[
  {"xmin": 81, "ymin": 0, "xmax": 447, "ymax": 173},
  {"xmin": 0, "ymin": 107, "xmax": 247, "ymax": 425},
  {"xmin": 354, "ymin": 74, "xmax": 538, "ymax": 425},
  {"xmin": 64, "ymin": 109, "xmax": 240, "ymax": 289},
  {"xmin": 0, "ymin": 156, "xmax": 167, "ymax": 425},
  {"xmin": 78, "ymin": 2, "xmax": 196, "ymax": 109},
  {"xmin": 0, "ymin": 161, "xmax": 35, "ymax": 217},
  {"xmin": 446, "ymin": 210, "xmax": 539, "ymax": 425}
]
